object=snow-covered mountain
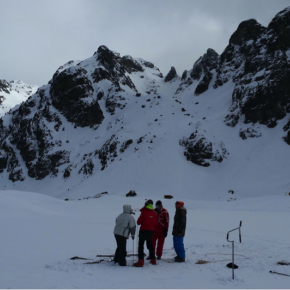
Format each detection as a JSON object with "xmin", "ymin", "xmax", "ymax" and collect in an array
[
  {"xmin": 0, "ymin": 79, "xmax": 38, "ymax": 116},
  {"xmin": 0, "ymin": 7, "xmax": 290, "ymax": 200}
]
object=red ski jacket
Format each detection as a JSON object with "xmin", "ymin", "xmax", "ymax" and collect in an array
[
  {"xmin": 154, "ymin": 207, "xmax": 169, "ymax": 232},
  {"xmin": 137, "ymin": 207, "xmax": 158, "ymax": 231}
]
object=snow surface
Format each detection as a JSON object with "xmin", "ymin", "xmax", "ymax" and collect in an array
[{"xmin": 1, "ymin": 190, "xmax": 290, "ymax": 289}]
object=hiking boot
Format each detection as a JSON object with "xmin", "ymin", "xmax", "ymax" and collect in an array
[
  {"xmin": 150, "ymin": 259, "xmax": 157, "ymax": 265},
  {"xmin": 146, "ymin": 256, "xmax": 151, "ymax": 260},
  {"xmin": 175, "ymin": 257, "xmax": 185, "ymax": 263},
  {"xmin": 156, "ymin": 256, "xmax": 161, "ymax": 260},
  {"xmin": 133, "ymin": 259, "xmax": 144, "ymax": 267},
  {"xmin": 174, "ymin": 255, "xmax": 179, "ymax": 261}
]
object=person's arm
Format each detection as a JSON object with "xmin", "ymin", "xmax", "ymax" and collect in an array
[
  {"xmin": 129, "ymin": 216, "xmax": 136, "ymax": 238},
  {"xmin": 178, "ymin": 211, "xmax": 186, "ymax": 236},
  {"xmin": 137, "ymin": 213, "xmax": 144, "ymax": 225},
  {"xmin": 164, "ymin": 211, "xmax": 169, "ymax": 229}
]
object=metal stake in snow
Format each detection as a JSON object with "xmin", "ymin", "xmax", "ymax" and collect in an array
[{"xmin": 226, "ymin": 221, "xmax": 242, "ymax": 280}]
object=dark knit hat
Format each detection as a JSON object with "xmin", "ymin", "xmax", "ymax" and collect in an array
[
  {"xmin": 145, "ymin": 199, "xmax": 153, "ymax": 206},
  {"xmin": 156, "ymin": 200, "xmax": 162, "ymax": 206}
]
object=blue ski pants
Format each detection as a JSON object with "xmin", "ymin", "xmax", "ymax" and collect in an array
[{"xmin": 173, "ymin": 235, "xmax": 185, "ymax": 258}]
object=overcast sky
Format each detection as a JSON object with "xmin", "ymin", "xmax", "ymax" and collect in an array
[{"xmin": 1, "ymin": 0, "xmax": 290, "ymax": 86}]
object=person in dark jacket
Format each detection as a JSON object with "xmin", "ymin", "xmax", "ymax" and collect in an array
[
  {"xmin": 172, "ymin": 201, "xmax": 187, "ymax": 262},
  {"xmin": 147, "ymin": 200, "xmax": 169, "ymax": 260},
  {"xmin": 113, "ymin": 204, "xmax": 136, "ymax": 266},
  {"xmin": 133, "ymin": 199, "xmax": 158, "ymax": 267}
]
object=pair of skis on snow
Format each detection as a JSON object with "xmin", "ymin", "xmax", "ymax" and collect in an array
[{"xmin": 71, "ymin": 254, "xmax": 142, "ymax": 264}]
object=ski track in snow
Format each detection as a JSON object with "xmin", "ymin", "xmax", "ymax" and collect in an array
[{"xmin": 1, "ymin": 190, "xmax": 290, "ymax": 289}]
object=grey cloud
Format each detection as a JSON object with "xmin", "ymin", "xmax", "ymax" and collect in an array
[{"xmin": 0, "ymin": 0, "xmax": 289, "ymax": 85}]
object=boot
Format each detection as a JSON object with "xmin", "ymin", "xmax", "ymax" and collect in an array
[
  {"xmin": 156, "ymin": 256, "xmax": 161, "ymax": 260},
  {"xmin": 150, "ymin": 259, "xmax": 157, "ymax": 265},
  {"xmin": 146, "ymin": 256, "xmax": 151, "ymax": 260},
  {"xmin": 133, "ymin": 259, "xmax": 144, "ymax": 267},
  {"xmin": 175, "ymin": 257, "xmax": 185, "ymax": 263},
  {"xmin": 174, "ymin": 255, "xmax": 179, "ymax": 261}
]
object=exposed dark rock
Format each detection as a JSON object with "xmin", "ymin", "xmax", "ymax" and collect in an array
[
  {"xmin": 79, "ymin": 159, "xmax": 94, "ymax": 175},
  {"xmin": 105, "ymin": 95, "xmax": 126, "ymax": 114},
  {"xmin": 195, "ymin": 71, "xmax": 213, "ymax": 96},
  {"xmin": 122, "ymin": 55, "xmax": 144, "ymax": 72},
  {"xmin": 239, "ymin": 127, "xmax": 262, "ymax": 140},
  {"xmin": 120, "ymin": 139, "xmax": 133, "ymax": 153},
  {"xmin": 164, "ymin": 195, "xmax": 173, "ymax": 199},
  {"xmin": 126, "ymin": 190, "xmax": 137, "ymax": 197},
  {"xmin": 181, "ymin": 70, "xmax": 187, "ymax": 81},
  {"xmin": 98, "ymin": 135, "xmax": 119, "ymax": 170},
  {"xmin": 141, "ymin": 61, "xmax": 154, "ymax": 68},
  {"xmin": 97, "ymin": 91, "xmax": 104, "ymax": 100},
  {"xmin": 229, "ymin": 19, "xmax": 266, "ymax": 46},
  {"xmin": 0, "ymin": 79, "xmax": 11, "ymax": 94},
  {"xmin": 28, "ymin": 150, "xmax": 70, "ymax": 180},
  {"xmin": 165, "ymin": 67, "xmax": 178, "ymax": 82},
  {"xmin": 50, "ymin": 67, "xmax": 104, "ymax": 127},
  {"xmin": 219, "ymin": 8, "xmax": 290, "ymax": 127},
  {"xmin": 93, "ymin": 46, "xmax": 138, "ymax": 92},
  {"xmin": 0, "ymin": 149, "xmax": 8, "ymax": 170},
  {"xmin": 176, "ymin": 48, "xmax": 219, "ymax": 95},
  {"xmin": 180, "ymin": 132, "xmax": 228, "ymax": 166}
]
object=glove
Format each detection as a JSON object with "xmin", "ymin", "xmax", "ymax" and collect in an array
[
  {"xmin": 163, "ymin": 228, "xmax": 168, "ymax": 238},
  {"xmin": 131, "ymin": 236, "xmax": 135, "ymax": 240}
]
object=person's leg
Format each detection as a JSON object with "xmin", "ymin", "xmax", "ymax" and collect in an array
[
  {"xmin": 175, "ymin": 236, "xmax": 185, "ymax": 259},
  {"xmin": 138, "ymin": 236, "xmax": 145, "ymax": 260},
  {"xmin": 118, "ymin": 236, "xmax": 127, "ymax": 266},
  {"xmin": 173, "ymin": 235, "xmax": 179, "ymax": 257},
  {"xmin": 114, "ymin": 234, "xmax": 120, "ymax": 263},
  {"xmin": 151, "ymin": 231, "xmax": 158, "ymax": 257},
  {"xmin": 156, "ymin": 231, "xmax": 165, "ymax": 257},
  {"xmin": 179, "ymin": 237, "xmax": 185, "ymax": 258},
  {"xmin": 145, "ymin": 232, "xmax": 155, "ymax": 260}
]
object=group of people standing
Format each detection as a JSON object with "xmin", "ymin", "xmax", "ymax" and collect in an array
[{"xmin": 113, "ymin": 199, "xmax": 187, "ymax": 267}]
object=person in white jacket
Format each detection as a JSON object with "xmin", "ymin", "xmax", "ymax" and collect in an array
[{"xmin": 113, "ymin": 204, "xmax": 136, "ymax": 266}]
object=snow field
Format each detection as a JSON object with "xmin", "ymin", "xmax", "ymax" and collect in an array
[{"xmin": 1, "ymin": 190, "xmax": 290, "ymax": 288}]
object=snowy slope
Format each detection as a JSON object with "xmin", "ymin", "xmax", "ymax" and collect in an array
[
  {"xmin": 1, "ymin": 190, "xmax": 290, "ymax": 289},
  {"xmin": 0, "ymin": 79, "xmax": 38, "ymax": 116}
]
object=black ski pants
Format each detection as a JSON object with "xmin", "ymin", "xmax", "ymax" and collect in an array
[
  {"xmin": 138, "ymin": 230, "xmax": 155, "ymax": 260},
  {"xmin": 114, "ymin": 234, "xmax": 127, "ymax": 266}
]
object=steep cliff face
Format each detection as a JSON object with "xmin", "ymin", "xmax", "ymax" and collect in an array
[{"xmin": 219, "ymin": 8, "xmax": 290, "ymax": 131}]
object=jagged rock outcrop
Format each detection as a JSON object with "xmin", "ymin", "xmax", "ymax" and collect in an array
[
  {"xmin": 50, "ymin": 67, "xmax": 104, "ymax": 127},
  {"xmin": 239, "ymin": 127, "xmax": 262, "ymax": 140},
  {"xmin": 0, "ymin": 79, "xmax": 11, "ymax": 94},
  {"xmin": 175, "ymin": 48, "xmax": 219, "ymax": 95},
  {"xmin": 179, "ymin": 132, "xmax": 229, "ymax": 167},
  {"xmin": 222, "ymin": 7, "xmax": 290, "ymax": 128},
  {"xmin": 165, "ymin": 67, "xmax": 178, "ymax": 82}
]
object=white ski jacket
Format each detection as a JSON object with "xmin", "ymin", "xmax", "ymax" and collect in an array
[{"xmin": 114, "ymin": 205, "xmax": 136, "ymax": 238}]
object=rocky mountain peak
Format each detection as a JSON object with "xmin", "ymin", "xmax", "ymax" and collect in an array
[
  {"xmin": 164, "ymin": 66, "xmax": 178, "ymax": 82},
  {"xmin": 229, "ymin": 19, "xmax": 265, "ymax": 46},
  {"xmin": 190, "ymin": 48, "xmax": 219, "ymax": 80}
]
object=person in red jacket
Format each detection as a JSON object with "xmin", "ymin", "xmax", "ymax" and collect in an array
[
  {"xmin": 148, "ymin": 200, "xmax": 169, "ymax": 260},
  {"xmin": 133, "ymin": 199, "xmax": 158, "ymax": 267}
]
